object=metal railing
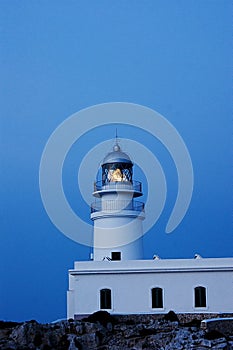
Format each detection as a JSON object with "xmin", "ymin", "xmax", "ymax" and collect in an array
[
  {"xmin": 91, "ymin": 200, "xmax": 145, "ymax": 213},
  {"xmin": 94, "ymin": 180, "xmax": 142, "ymax": 192}
]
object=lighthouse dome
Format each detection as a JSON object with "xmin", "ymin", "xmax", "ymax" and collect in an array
[{"xmin": 102, "ymin": 144, "xmax": 133, "ymax": 165}]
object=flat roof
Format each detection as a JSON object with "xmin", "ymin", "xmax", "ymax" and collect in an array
[{"xmin": 69, "ymin": 257, "xmax": 233, "ymax": 275}]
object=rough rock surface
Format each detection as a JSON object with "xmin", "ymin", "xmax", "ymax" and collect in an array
[{"xmin": 0, "ymin": 312, "xmax": 233, "ymax": 350}]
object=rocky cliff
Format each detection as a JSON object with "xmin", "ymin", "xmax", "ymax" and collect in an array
[{"xmin": 1, "ymin": 311, "xmax": 233, "ymax": 349}]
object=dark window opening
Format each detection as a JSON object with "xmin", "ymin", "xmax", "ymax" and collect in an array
[
  {"xmin": 100, "ymin": 289, "xmax": 111, "ymax": 309},
  {"xmin": 194, "ymin": 286, "xmax": 206, "ymax": 307},
  {"xmin": 111, "ymin": 252, "xmax": 121, "ymax": 261},
  {"xmin": 151, "ymin": 287, "xmax": 163, "ymax": 308}
]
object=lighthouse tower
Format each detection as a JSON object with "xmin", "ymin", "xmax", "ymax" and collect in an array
[{"xmin": 91, "ymin": 142, "xmax": 145, "ymax": 261}]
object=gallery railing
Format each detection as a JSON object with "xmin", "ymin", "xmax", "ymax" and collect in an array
[{"xmin": 91, "ymin": 200, "xmax": 145, "ymax": 214}]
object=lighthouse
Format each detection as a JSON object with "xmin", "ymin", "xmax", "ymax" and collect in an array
[
  {"xmin": 67, "ymin": 140, "xmax": 233, "ymax": 319},
  {"xmin": 91, "ymin": 141, "xmax": 145, "ymax": 261}
]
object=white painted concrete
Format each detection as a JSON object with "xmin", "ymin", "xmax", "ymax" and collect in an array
[
  {"xmin": 67, "ymin": 258, "xmax": 233, "ymax": 319},
  {"xmin": 91, "ymin": 144, "xmax": 145, "ymax": 261}
]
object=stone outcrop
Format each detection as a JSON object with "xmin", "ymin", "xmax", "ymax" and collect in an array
[
  {"xmin": 201, "ymin": 318, "xmax": 233, "ymax": 338},
  {"xmin": 0, "ymin": 312, "xmax": 233, "ymax": 349}
]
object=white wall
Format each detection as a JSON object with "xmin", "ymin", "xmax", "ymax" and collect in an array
[
  {"xmin": 67, "ymin": 258, "xmax": 233, "ymax": 318},
  {"xmin": 92, "ymin": 213, "xmax": 144, "ymax": 260}
]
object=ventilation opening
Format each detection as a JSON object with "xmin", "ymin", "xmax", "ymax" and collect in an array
[{"xmin": 111, "ymin": 252, "xmax": 121, "ymax": 261}]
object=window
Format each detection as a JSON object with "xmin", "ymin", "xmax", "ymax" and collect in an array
[
  {"xmin": 111, "ymin": 252, "xmax": 121, "ymax": 261},
  {"xmin": 100, "ymin": 289, "xmax": 112, "ymax": 309},
  {"xmin": 151, "ymin": 287, "xmax": 163, "ymax": 308},
  {"xmin": 102, "ymin": 163, "xmax": 133, "ymax": 184},
  {"xmin": 194, "ymin": 286, "xmax": 206, "ymax": 308}
]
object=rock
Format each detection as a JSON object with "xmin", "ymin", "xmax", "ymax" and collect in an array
[
  {"xmin": 181, "ymin": 318, "xmax": 201, "ymax": 328},
  {"xmin": 211, "ymin": 337, "xmax": 227, "ymax": 345},
  {"xmin": 164, "ymin": 310, "xmax": 179, "ymax": 323},
  {"xmin": 211, "ymin": 343, "xmax": 228, "ymax": 349},
  {"xmin": 0, "ymin": 321, "xmax": 22, "ymax": 329},
  {"xmin": 67, "ymin": 334, "xmax": 78, "ymax": 350},
  {"xmin": 196, "ymin": 338, "xmax": 212, "ymax": 348},
  {"xmin": 83, "ymin": 321, "xmax": 98, "ymax": 334},
  {"xmin": 106, "ymin": 321, "xmax": 113, "ymax": 332},
  {"xmin": 1, "ymin": 314, "xmax": 233, "ymax": 349},
  {"xmin": 83, "ymin": 310, "xmax": 115, "ymax": 327},
  {"xmin": 75, "ymin": 332, "xmax": 100, "ymax": 349},
  {"xmin": 123, "ymin": 325, "xmax": 141, "ymax": 338},
  {"xmin": 10, "ymin": 320, "xmax": 41, "ymax": 348},
  {"xmin": 201, "ymin": 317, "xmax": 233, "ymax": 338},
  {"xmin": 204, "ymin": 329, "xmax": 226, "ymax": 340},
  {"xmin": 75, "ymin": 323, "xmax": 84, "ymax": 335}
]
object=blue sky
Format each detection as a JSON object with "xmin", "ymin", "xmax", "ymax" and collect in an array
[{"xmin": 1, "ymin": 1, "xmax": 232, "ymax": 323}]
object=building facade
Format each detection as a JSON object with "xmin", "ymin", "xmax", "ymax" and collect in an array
[{"xmin": 67, "ymin": 258, "xmax": 233, "ymax": 318}]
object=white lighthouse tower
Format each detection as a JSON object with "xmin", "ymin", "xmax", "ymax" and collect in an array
[{"xmin": 91, "ymin": 142, "xmax": 145, "ymax": 261}]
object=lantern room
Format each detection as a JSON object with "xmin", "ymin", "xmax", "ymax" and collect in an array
[
  {"xmin": 102, "ymin": 143, "xmax": 133, "ymax": 184},
  {"xmin": 93, "ymin": 143, "xmax": 142, "ymax": 198}
]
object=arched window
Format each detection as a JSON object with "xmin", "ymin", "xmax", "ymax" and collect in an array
[
  {"xmin": 100, "ymin": 288, "xmax": 112, "ymax": 309},
  {"xmin": 194, "ymin": 286, "xmax": 206, "ymax": 308},
  {"xmin": 151, "ymin": 287, "xmax": 163, "ymax": 308}
]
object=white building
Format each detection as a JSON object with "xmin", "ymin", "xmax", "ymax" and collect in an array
[{"xmin": 67, "ymin": 143, "xmax": 233, "ymax": 319}]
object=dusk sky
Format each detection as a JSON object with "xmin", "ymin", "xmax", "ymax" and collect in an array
[{"xmin": 1, "ymin": 1, "xmax": 232, "ymax": 323}]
